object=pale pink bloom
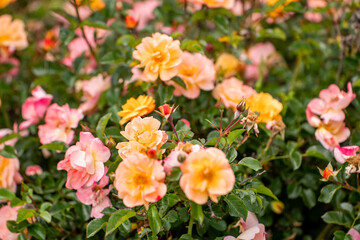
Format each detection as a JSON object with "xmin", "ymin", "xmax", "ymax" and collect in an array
[
  {"xmin": 166, "ymin": 52, "xmax": 215, "ymax": 99},
  {"xmin": 54, "ymin": 3, "xmax": 92, "ymax": 25},
  {"xmin": 20, "ymin": 86, "xmax": 53, "ymax": 130},
  {"xmin": 38, "ymin": 103, "xmax": 83, "ymax": 145},
  {"xmin": 128, "ymin": 0, "xmax": 160, "ymax": 30},
  {"xmin": 163, "ymin": 142, "xmax": 201, "ymax": 174},
  {"xmin": 0, "ymin": 203, "xmax": 21, "ymax": 240},
  {"xmin": 314, "ymin": 121, "xmax": 350, "ymax": 151},
  {"xmin": 305, "ymin": 0, "xmax": 326, "ymax": 22},
  {"xmin": 243, "ymin": 42, "xmax": 277, "ymax": 81},
  {"xmin": 155, "ymin": 22, "xmax": 186, "ymax": 35},
  {"xmin": 180, "ymin": 118, "xmax": 190, "ymax": 127},
  {"xmin": 77, "ymin": 74, "xmax": 111, "ymax": 114},
  {"xmin": 224, "ymin": 211, "xmax": 266, "ymax": 240},
  {"xmin": 348, "ymin": 228, "xmax": 360, "ymax": 240},
  {"xmin": 57, "ymin": 132, "xmax": 111, "ymax": 190},
  {"xmin": 25, "ymin": 165, "xmax": 43, "ymax": 176},
  {"xmin": 76, "ymin": 168, "xmax": 112, "ymax": 218},
  {"xmin": 307, "ymin": 83, "xmax": 355, "ymax": 124},
  {"xmin": 304, "ymin": 12, "xmax": 323, "ymax": 23},
  {"xmin": 212, "ymin": 77, "xmax": 256, "ymax": 111},
  {"xmin": 334, "ymin": 146, "xmax": 359, "ymax": 164},
  {"xmin": 0, "ymin": 156, "xmax": 22, "ymax": 192}
]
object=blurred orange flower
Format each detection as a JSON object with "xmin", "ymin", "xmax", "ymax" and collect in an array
[
  {"xmin": 246, "ymin": 92, "xmax": 283, "ymax": 123},
  {"xmin": 180, "ymin": 148, "xmax": 235, "ymax": 204},
  {"xmin": 133, "ymin": 32, "xmax": 183, "ymax": 81},
  {"xmin": 0, "ymin": 0, "xmax": 14, "ymax": 9},
  {"xmin": 0, "ymin": 156, "xmax": 22, "ymax": 192},
  {"xmin": 76, "ymin": 0, "xmax": 105, "ymax": 10},
  {"xmin": 0, "ymin": 15, "xmax": 28, "ymax": 56},
  {"xmin": 215, "ymin": 53, "xmax": 243, "ymax": 78},
  {"xmin": 114, "ymin": 152, "xmax": 167, "ymax": 209},
  {"xmin": 118, "ymin": 95, "xmax": 155, "ymax": 125},
  {"xmin": 266, "ymin": 0, "xmax": 299, "ymax": 21}
]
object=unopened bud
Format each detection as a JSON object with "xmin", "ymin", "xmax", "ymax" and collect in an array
[
  {"xmin": 236, "ymin": 97, "xmax": 247, "ymax": 113},
  {"xmin": 177, "ymin": 152, "xmax": 187, "ymax": 163},
  {"xmin": 106, "ymin": 137, "xmax": 116, "ymax": 149},
  {"xmin": 271, "ymin": 201, "xmax": 285, "ymax": 214},
  {"xmin": 147, "ymin": 149, "xmax": 157, "ymax": 159}
]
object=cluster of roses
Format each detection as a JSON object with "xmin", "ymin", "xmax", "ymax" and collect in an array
[{"xmin": 307, "ymin": 83, "xmax": 360, "ymax": 177}]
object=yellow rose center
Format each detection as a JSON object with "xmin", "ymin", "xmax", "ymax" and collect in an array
[
  {"xmin": 152, "ymin": 51, "xmax": 165, "ymax": 63},
  {"xmin": 202, "ymin": 167, "xmax": 214, "ymax": 180},
  {"xmin": 135, "ymin": 175, "xmax": 149, "ymax": 185},
  {"xmin": 0, "ymin": 157, "xmax": 10, "ymax": 188}
]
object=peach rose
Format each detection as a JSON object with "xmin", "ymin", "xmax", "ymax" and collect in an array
[
  {"xmin": 212, "ymin": 77, "xmax": 256, "ymax": 111},
  {"xmin": 114, "ymin": 152, "xmax": 167, "ymax": 209},
  {"xmin": 0, "ymin": 15, "xmax": 28, "ymax": 56},
  {"xmin": 120, "ymin": 116, "xmax": 167, "ymax": 150},
  {"xmin": 167, "ymin": 52, "xmax": 215, "ymax": 99},
  {"xmin": 0, "ymin": 156, "xmax": 22, "ymax": 192},
  {"xmin": 133, "ymin": 32, "xmax": 183, "ymax": 81},
  {"xmin": 116, "ymin": 141, "xmax": 146, "ymax": 159},
  {"xmin": 247, "ymin": 92, "xmax": 283, "ymax": 123},
  {"xmin": 57, "ymin": 132, "xmax": 111, "ymax": 189},
  {"xmin": 0, "ymin": 203, "xmax": 21, "ymax": 240},
  {"xmin": 180, "ymin": 148, "xmax": 235, "ymax": 204},
  {"xmin": 315, "ymin": 121, "xmax": 350, "ymax": 151},
  {"xmin": 187, "ymin": 0, "xmax": 234, "ymax": 9}
]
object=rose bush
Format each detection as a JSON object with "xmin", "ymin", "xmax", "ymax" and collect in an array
[{"xmin": 1, "ymin": 0, "xmax": 360, "ymax": 239}]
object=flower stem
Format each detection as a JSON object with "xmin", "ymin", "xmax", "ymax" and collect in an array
[
  {"xmin": 168, "ymin": 116, "xmax": 180, "ymax": 143},
  {"xmin": 188, "ymin": 213, "xmax": 194, "ymax": 236}
]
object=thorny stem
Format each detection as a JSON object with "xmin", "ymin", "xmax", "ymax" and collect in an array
[
  {"xmin": 215, "ymin": 114, "xmax": 243, "ymax": 148},
  {"xmin": 71, "ymin": 0, "xmax": 103, "ymax": 73},
  {"xmin": 168, "ymin": 116, "xmax": 180, "ymax": 143},
  {"xmin": 238, "ymin": 170, "xmax": 266, "ymax": 185},
  {"xmin": 332, "ymin": 179, "xmax": 360, "ymax": 193}
]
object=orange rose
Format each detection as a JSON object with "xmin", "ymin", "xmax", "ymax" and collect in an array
[
  {"xmin": 133, "ymin": 32, "xmax": 183, "ymax": 81},
  {"xmin": 215, "ymin": 53, "xmax": 243, "ymax": 78},
  {"xmin": 180, "ymin": 148, "xmax": 235, "ymax": 204},
  {"xmin": 246, "ymin": 92, "xmax": 283, "ymax": 123},
  {"xmin": 118, "ymin": 95, "xmax": 155, "ymax": 125},
  {"xmin": 0, "ymin": 15, "xmax": 28, "ymax": 55}
]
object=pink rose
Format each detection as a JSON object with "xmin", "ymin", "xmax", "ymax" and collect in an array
[
  {"xmin": 38, "ymin": 103, "xmax": 83, "ymax": 145},
  {"xmin": 0, "ymin": 203, "xmax": 21, "ymax": 240},
  {"xmin": 25, "ymin": 165, "xmax": 43, "ymax": 176},
  {"xmin": 57, "ymin": 132, "xmax": 111, "ymax": 189},
  {"xmin": 76, "ymin": 168, "xmax": 112, "ymax": 218},
  {"xmin": 20, "ymin": 86, "xmax": 53, "ymax": 130},
  {"xmin": 128, "ymin": 0, "xmax": 160, "ymax": 30},
  {"xmin": 348, "ymin": 228, "xmax": 360, "ymax": 240}
]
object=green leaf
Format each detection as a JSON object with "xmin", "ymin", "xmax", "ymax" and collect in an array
[
  {"xmin": 252, "ymin": 185, "xmax": 278, "ymax": 200},
  {"xmin": 148, "ymin": 205, "xmax": 162, "ymax": 237},
  {"xmin": 305, "ymin": 146, "xmax": 332, "ymax": 161},
  {"xmin": 179, "ymin": 234, "xmax": 194, "ymax": 240},
  {"xmin": 181, "ymin": 40, "xmax": 203, "ymax": 53},
  {"xmin": 224, "ymin": 194, "xmax": 247, "ymax": 219},
  {"xmin": 301, "ymin": 188, "xmax": 316, "ymax": 209},
  {"xmin": 96, "ymin": 113, "xmax": 112, "ymax": 140},
  {"xmin": 17, "ymin": 208, "xmax": 35, "ymax": 223},
  {"xmin": 87, "ymin": 218, "xmax": 106, "ymax": 238},
  {"xmin": 227, "ymin": 129, "xmax": 246, "ymax": 146},
  {"xmin": 28, "ymin": 223, "xmax": 46, "ymax": 240},
  {"xmin": 17, "ymin": 233, "xmax": 27, "ymax": 240},
  {"xmin": 0, "ymin": 145, "xmax": 17, "ymax": 158},
  {"xmin": 318, "ymin": 184, "xmax": 341, "ymax": 203},
  {"xmin": 258, "ymin": 28, "xmax": 286, "ymax": 41},
  {"xmin": 226, "ymin": 148, "xmax": 238, "ymax": 163},
  {"xmin": 167, "ymin": 167, "xmax": 182, "ymax": 181},
  {"xmin": 239, "ymin": 157, "xmax": 262, "ymax": 171},
  {"xmin": 286, "ymin": 182, "xmax": 302, "ymax": 199},
  {"xmin": 0, "ymin": 133, "xmax": 20, "ymax": 145},
  {"xmin": 39, "ymin": 210, "xmax": 52, "ymax": 223},
  {"xmin": 214, "ymin": 15, "xmax": 228, "ymax": 34},
  {"xmin": 106, "ymin": 209, "xmax": 135, "ymax": 235},
  {"xmin": 190, "ymin": 201, "xmax": 204, "ymax": 225},
  {"xmin": 39, "ymin": 142, "xmax": 66, "ymax": 151},
  {"xmin": 322, "ymin": 211, "xmax": 348, "ymax": 226},
  {"xmin": 0, "ymin": 188, "xmax": 16, "ymax": 201},
  {"xmin": 288, "ymin": 151, "xmax": 302, "ymax": 170}
]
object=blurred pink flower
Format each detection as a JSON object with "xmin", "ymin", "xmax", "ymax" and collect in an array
[
  {"xmin": 314, "ymin": 121, "xmax": 350, "ymax": 151},
  {"xmin": 212, "ymin": 77, "xmax": 256, "ymax": 111},
  {"xmin": 76, "ymin": 168, "xmax": 112, "ymax": 218},
  {"xmin": 57, "ymin": 132, "xmax": 111, "ymax": 190},
  {"xmin": 224, "ymin": 211, "xmax": 266, "ymax": 240},
  {"xmin": 20, "ymin": 86, "xmax": 53, "ymax": 130},
  {"xmin": 128, "ymin": 0, "xmax": 160, "ymax": 30},
  {"xmin": 77, "ymin": 74, "xmax": 111, "ymax": 115},
  {"xmin": 242, "ymin": 42, "xmax": 277, "ymax": 81},
  {"xmin": 38, "ymin": 103, "xmax": 83, "ymax": 145},
  {"xmin": 54, "ymin": 3, "xmax": 92, "ymax": 25},
  {"xmin": 0, "ymin": 156, "xmax": 22, "ymax": 192},
  {"xmin": 305, "ymin": 0, "xmax": 327, "ymax": 22},
  {"xmin": 167, "ymin": 52, "xmax": 216, "ymax": 99},
  {"xmin": 25, "ymin": 165, "xmax": 43, "ymax": 176},
  {"xmin": 348, "ymin": 228, "xmax": 360, "ymax": 240},
  {"xmin": 0, "ymin": 203, "xmax": 21, "ymax": 240},
  {"xmin": 334, "ymin": 146, "xmax": 359, "ymax": 164},
  {"xmin": 0, "ymin": 123, "xmax": 28, "ymax": 149},
  {"xmin": 0, "ymin": 56, "xmax": 19, "ymax": 82}
]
